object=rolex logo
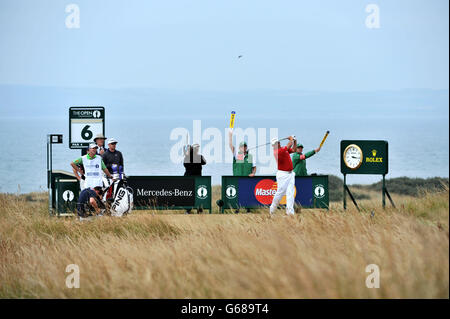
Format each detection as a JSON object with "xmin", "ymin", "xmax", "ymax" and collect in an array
[{"xmin": 372, "ymin": 149, "xmax": 377, "ymax": 157}]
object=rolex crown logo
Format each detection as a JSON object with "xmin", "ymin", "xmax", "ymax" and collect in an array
[{"xmin": 372, "ymin": 149, "xmax": 377, "ymax": 157}]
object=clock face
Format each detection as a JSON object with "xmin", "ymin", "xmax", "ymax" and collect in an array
[{"xmin": 344, "ymin": 144, "xmax": 363, "ymax": 170}]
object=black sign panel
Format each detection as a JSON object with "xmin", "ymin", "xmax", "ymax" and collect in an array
[
  {"xmin": 127, "ymin": 176, "xmax": 196, "ymax": 208},
  {"xmin": 50, "ymin": 134, "xmax": 63, "ymax": 144},
  {"xmin": 340, "ymin": 140, "xmax": 388, "ymax": 175}
]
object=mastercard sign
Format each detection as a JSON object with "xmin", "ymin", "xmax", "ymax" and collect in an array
[{"xmin": 254, "ymin": 179, "xmax": 296, "ymax": 205}]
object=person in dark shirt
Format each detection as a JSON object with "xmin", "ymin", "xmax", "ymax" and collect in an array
[
  {"xmin": 183, "ymin": 144, "xmax": 206, "ymax": 176},
  {"xmin": 102, "ymin": 138, "xmax": 124, "ymax": 177},
  {"xmin": 183, "ymin": 144, "xmax": 206, "ymax": 214},
  {"xmin": 94, "ymin": 133, "xmax": 107, "ymax": 156},
  {"xmin": 77, "ymin": 186, "xmax": 103, "ymax": 219}
]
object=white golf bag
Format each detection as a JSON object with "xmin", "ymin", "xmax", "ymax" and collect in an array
[{"xmin": 102, "ymin": 176, "xmax": 134, "ymax": 217}]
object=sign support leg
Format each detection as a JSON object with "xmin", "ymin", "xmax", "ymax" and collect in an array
[
  {"xmin": 382, "ymin": 175, "xmax": 395, "ymax": 208},
  {"xmin": 344, "ymin": 184, "xmax": 360, "ymax": 211},
  {"xmin": 47, "ymin": 135, "xmax": 52, "ymax": 216},
  {"xmin": 343, "ymin": 174, "xmax": 347, "ymax": 210},
  {"xmin": 47, "ymin": 135, "xmax": 50, "ymax": 188},
  {"xmin": 382, "ymin": 174, "xmax": 386, "ymax": 209},
  {"xmin": 385, "ymin": 187, "xmax": 396, "ymax": 208}
]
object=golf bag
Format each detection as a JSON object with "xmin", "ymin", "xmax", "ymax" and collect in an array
[{"xmin": 102, "ymin": 175, "xmax": 134, "ymax": 217}]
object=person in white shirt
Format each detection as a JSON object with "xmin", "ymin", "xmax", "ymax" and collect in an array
[{"xmin": 70, "ymin": 143, "xmax": 113, "ymax": 190}]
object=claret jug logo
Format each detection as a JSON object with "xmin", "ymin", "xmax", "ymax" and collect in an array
[
  {"xmin": 196, "ymin": 185, "xmax": 208, "ymax": 199},
  {"xmin": 225, "ymin": 185, "xmax": 237, "ymax": 199},
  {"xmin": 314, "ymin": 184, "xmax": 325, "ymax": 199},
  {"xmin": 366, "ymin": 149, "xmax": 383, "ymax": 163},
  {"xmin": 254, "ymin": 179, "xmax": 296, "ymax": 205}
]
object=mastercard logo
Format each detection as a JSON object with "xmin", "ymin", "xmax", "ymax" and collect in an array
[{"xmin": 254, "ymin": 179, "xmax": 296, "ymax": 205}]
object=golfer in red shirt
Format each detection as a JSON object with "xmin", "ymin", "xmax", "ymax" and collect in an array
[{"xmin": 270, "ymin": 136, "xmax": 297, "ymax": 215}]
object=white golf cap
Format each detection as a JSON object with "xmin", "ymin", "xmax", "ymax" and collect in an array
[
  {"xmin": 89, "ymin": 143, "xmax": 98, "ymax": 149},
  {"xmin": 108, "ymin": 138, "xmax": 118, "ymax": 144},
  {"xmin": 271, "ymin": 138, "xmax": 279, "ymax": 145}
]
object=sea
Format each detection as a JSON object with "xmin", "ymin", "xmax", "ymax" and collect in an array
[{"xmin": 0, "ymin": 113, "xmax": 448, "ymax": 194}]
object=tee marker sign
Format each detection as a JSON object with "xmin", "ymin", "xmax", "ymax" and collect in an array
[{"xmin": 69, "ymin": 106, "xmax": 105, "ymax": 149}]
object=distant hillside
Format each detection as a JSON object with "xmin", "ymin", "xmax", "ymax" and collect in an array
[
  {"xmin": 0, "ymin": 85, "xmax": 448, "ymax": 120},
  {"xmin": 328, "ymin": 175, "xmax": 449, "ymax": 202}
]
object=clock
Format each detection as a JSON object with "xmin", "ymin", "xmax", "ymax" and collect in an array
[{"xmin": 343, "ymin": 144, "xmax": 363, "ymax": 170}]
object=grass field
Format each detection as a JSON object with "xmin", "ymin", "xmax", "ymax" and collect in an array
[{"xmin": 0, "ymin": 186, "xmax": 448, "ymax": 298}]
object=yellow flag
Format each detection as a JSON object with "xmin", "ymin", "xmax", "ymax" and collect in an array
[
  {"xmin": 229, "ymin": 111, "xmax": 236, "ymax": 128},
  {"xmin": 319, "ymin": 131, "xmax": 330, "ymax": 148}
]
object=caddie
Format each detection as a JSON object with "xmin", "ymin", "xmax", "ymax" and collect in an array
[
  {"xmin": 70, "ymin": 143, "xmax": 113, "ymax": 190},
  {"xmin": 77, "ymin": 186, "xmax": 104, "ymax": 219},
  {"xmin": 270, "ymin": 136, "xmax": 297, "ymax": 215}
]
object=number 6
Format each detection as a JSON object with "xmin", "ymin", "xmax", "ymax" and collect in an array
[{"xmin": 81, "ymin": 125, "xmax": 93, "ymax": 140}]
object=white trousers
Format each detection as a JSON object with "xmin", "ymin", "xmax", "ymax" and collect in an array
[{"xmin": 270, "ymin": 170, "xmax": 295, "ymax": 215}]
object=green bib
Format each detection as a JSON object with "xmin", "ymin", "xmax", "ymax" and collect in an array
[{"xmin": 233, "ymin": 152, "xmax": 253, "ymax": 176}]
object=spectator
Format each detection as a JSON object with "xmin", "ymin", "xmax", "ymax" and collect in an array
[
  {"xmin": 183, "ymin": 144, "xmax": 206, "ymax": 176},
  {"xmin": 183, "ymin": 144, "xmax": 206, "ymax": 214},
  {"xmin": 93, "ymin": 133, "xmax": 107, "ymax": 156},
  {"xmin": 102, "ymin": 138, "xmax": 125, "ymax": 179}
]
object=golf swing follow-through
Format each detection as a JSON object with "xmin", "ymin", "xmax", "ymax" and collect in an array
[
  {"xmin": 227, "ymin": 111, "xmax": 330, "ymax": 215},
  {"xmin": 269, "ymin": 135, "xmax": 297, "ymax": 215}
]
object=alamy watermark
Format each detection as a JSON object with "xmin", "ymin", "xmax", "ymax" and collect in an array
[
  {"xmin": 65, "ymin": 264, "xmax": 80, "ymax": 288},
  {"xmin": 365, "ymin": 4, "xmax": 380, "ymax": 29},
  {"xmin": 65, "ymin": 4, "xmax": 80, "ymax": 29},
  {"xmin": 365, "ymin": 264, "xmax": 380, "ymax": 288},
  {"xmin": 169, "ymin": 120, "xmax": 281, "ymax": 174}
]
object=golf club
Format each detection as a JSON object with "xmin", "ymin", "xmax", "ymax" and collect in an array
[{"xmin": 247, "ymin": 135, "xmax": 296, "ymax": 152}]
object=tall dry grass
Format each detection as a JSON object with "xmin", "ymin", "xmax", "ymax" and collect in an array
[{"xmin": 0, "ymin": 188, "xmax": 448, "ymax": 298}]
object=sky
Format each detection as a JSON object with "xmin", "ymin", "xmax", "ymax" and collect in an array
[{"xmin": 0, "ymin": 0, "xmax": 448, "ymax": 91}]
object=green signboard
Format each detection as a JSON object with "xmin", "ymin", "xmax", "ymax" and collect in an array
[
  {"xmin": 127, "ymin": 176, "xmax": 212, "ymax": 213},
  {"xmin": 221, "ymin": 175, "xmax": 329, "ymax": 212},
  {"xmin": 55, "ymin": 177, "xmax": 79, "ymax": 216},
  {"xmin": 69, "ymin": 106, "xmax": 105, "ymax": 149},
  {"xmin": 49, "ymin": 170, "xmax": 80, "ymax": 216},
  {"xmin": 340, "ymin": 140, "xmax": 388, "ymax": 175}
]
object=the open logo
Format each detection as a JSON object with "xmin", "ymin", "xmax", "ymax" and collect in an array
[
  {"xmin": 62, "ymin": 190, "xmax": 75, "ymax": 202},
  {"xmin": 196, "ymin": 185, "xmax": 208, "ymax": 199},
  {"xmin": 225, "ymin": 185, "xmax": 237, "ymax": 199},
  {"xmin": 314, "ymin": 184, "xmax": 325, "ymax": 199}
]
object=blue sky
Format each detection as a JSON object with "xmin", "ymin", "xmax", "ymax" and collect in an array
[{"xmin": 0, "ymin": 0, "xmax": 448, "ymax": 91}]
